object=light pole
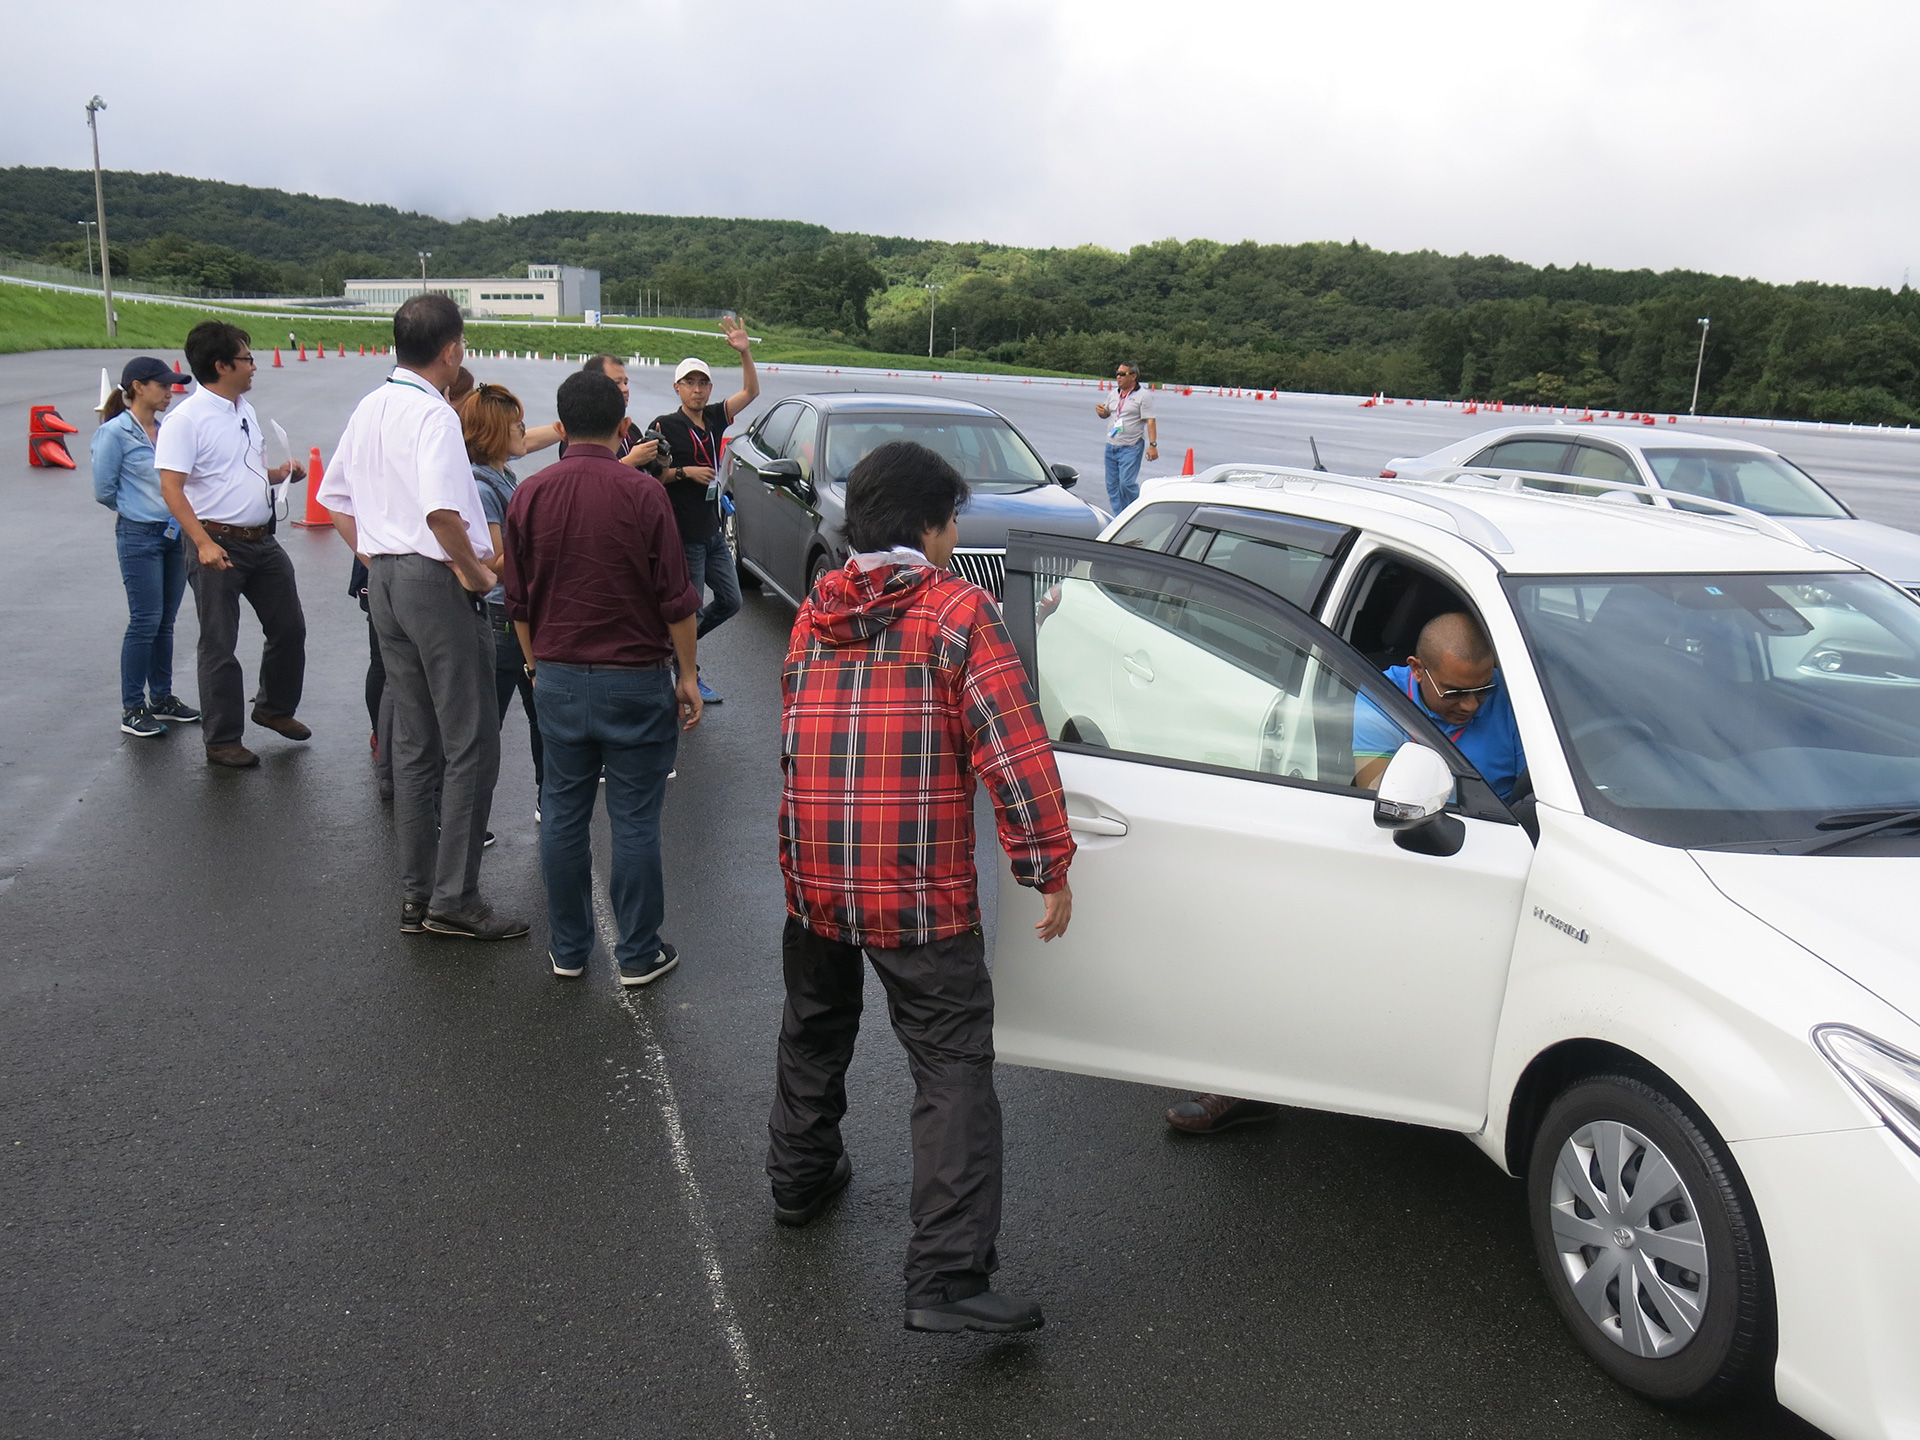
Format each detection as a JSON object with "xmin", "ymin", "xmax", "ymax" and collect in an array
[
  {"xmin": 76, "ymin": 219, "xmax": 97, "ymax": 280},
  {"xmin": 951, "ymin": 325, "xmax": 958, "ymax": 356},
  {"xmin": 924, "ymin": 283, "xmax": 943, "ymax": 358},
  {"xmin": 417, "ymin": 250, "xmax": 432, "ymax": 292},
  {"xmin": 85, "ymin": 95, "xmax": 115, "ymax": 339},
  {"xmin": 1689, "ymin": 316, "xmax": 1711, "ymax": 416}
]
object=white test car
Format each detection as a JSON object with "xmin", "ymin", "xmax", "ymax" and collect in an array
[
  {"xmin": 1382, "ymin": 424, "xmax": 1920, "ymax": 591},
  {"xmin": 988, "ymin": 464, "xmax": 1920, "ymax": 1439}
]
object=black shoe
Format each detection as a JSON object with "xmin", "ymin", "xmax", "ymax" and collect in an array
[
  {"xmin": 423, "ymin": 904, "xmax": 530, "ymax": 940},
  {"xmin": 618, "ymin": 942, "xmax": 679, "ymax": 987},
  {"xmin": 1164, "ymin": 1094, "xmax": 1282, "ymax": 1135},
  {"xmin": 905, "ymin": 1290, "xmax": 1045, "ymax": 1334},
  {"xmin": 401, "ymin": 899, "xmax": 428, "ymax": 934},
  {"xmin": 120, "ymin": 707, "xmax": 167, "ymax": 738},
  {"xmin": 482, "ymin": 831, "xmax": 496, "ymax": 848},
  {"xmin": 147, "ymin": 695, "xmax": 201, "ymax": 724},
  {"xmin": 772, "ymin": 1153, "xmax": 852, "ymax": 1228}
]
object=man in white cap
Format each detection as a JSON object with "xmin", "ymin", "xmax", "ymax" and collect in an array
[{"xmin": 646, "ymin": 316, "xmax": 759, "ymax": 703}]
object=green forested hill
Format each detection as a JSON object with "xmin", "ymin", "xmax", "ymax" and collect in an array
[{"xmin": 6, "ymin": 165, "xmax": 1916, "ymax": 423}]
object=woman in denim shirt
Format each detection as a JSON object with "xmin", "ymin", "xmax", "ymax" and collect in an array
[{"xmin": 91, "ymin": 357, "xmax": 202, "ymax": 737}]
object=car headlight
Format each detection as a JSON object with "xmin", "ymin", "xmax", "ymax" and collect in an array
[{"xmin": 1814, "ymin": 1025, "xmax": 1920, "ymax": 1157}]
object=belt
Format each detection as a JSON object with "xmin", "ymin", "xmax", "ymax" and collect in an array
[
  {"xmin": 203, "ymin": 520, "xmax": 272, "ymax": 541},
  {"xmin": 542, "ymin": 659, "xmax": 672, "ymax": 673}
]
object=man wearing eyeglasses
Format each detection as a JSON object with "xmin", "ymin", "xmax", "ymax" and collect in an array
[
  {"xmin": 1092, "ymin": 361, "xmax": 1158, "ymax": 514},
  {"xmin": 1163, "ymin": 611, "xmax": 1526, "ymax": 1136},
  {"xmin": 158, "ymin": 320, "xmax": 309, "ymax": 769}
]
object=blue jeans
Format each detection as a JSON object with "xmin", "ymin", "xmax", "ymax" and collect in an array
[
  {"xmin": 684, "ymin": 531, "xmax": 743, "ymax": 640},
  {"xmin": 115, "ymin": 517, "xmax": 187, "ymax": 712},
  {"xmin": 1103, "ymin": 442, "xmax": 1145, "ymax": 514},
  {"xmin": 535, "ymin": 664, "xmax": 679, "ymax": 970}
]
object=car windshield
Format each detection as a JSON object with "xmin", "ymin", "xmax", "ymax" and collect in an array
[
  {"xmin": 1509, "ymin": 573, "xmax": 1920, "ymax": 848},
  {"xmin": 823, "ymin": 414, "xmax": 1050, "ymax": 492},
  {"xmin": 1642, "ymin": 448, "xmax": 1848, "ymax": 518}
]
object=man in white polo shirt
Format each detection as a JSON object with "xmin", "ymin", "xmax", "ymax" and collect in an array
[
  {"xmin": 319, "ymin": 294, "xmax": 527, "ymax": 942},
  {"xmin": 158, "ymin": 321, "xmax": 310, "ymax": 769}
]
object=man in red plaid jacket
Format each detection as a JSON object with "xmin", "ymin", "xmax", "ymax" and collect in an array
[{"xmin": 769, "ymin": 440, "xmax": 1074, "ymax": 1336}]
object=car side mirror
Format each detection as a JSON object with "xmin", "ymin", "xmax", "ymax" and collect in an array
[
  {"xmin": 758, "ymin": 457, "xmax": 804, "ymax": 487},
  {"xmin": 1050, "ymin": 463, "xmax": 1080, "ymax": 489},
  {"xmin": 1373, "ymin": 742, "xmax": 1465, "ymax": 856}
]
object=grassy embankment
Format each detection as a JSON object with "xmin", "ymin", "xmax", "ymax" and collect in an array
[{"xmin": 0, "ymin": 283, "xmax": 1085, "ymax": 379}]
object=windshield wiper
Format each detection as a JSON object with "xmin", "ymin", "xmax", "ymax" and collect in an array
[{"xmin": 1709, "ymin": 808, "xmax": 1920, "ymax": 856}]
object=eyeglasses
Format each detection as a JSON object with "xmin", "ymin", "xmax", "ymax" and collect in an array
[
  {"xmin": 230, "ymin": 354, "xmax": 257, "ymax": 367},
  {"xmin": 1415, "ymin": 662, "xmax": 1499, "ymax": 701}
]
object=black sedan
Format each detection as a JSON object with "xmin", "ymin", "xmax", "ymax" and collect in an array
[{"xmin": 723, "ymin": 391, "xmax": 1106, "ymax": 602}]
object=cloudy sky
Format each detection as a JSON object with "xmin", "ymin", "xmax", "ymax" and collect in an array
[{"xmin": 8, "ymin": 0, "xmax": 1915, "ymax": 288}]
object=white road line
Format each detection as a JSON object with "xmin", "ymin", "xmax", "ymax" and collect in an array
[{"xmin": 592, "ymin": 875, "xmax": 775, "ymax": 1440}]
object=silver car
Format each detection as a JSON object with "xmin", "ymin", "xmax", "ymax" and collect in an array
[{"xmin": 1383, "ymin": 425, "xmax": 1920, "ymax": 591}]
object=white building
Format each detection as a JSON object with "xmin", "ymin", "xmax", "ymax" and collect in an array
[{"xmin": 342, "ymin": 264, "xmax": 600, "ymax": 319}]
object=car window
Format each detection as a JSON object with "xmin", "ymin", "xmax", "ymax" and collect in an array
[
  {"xmin": 754, "ymin": 402, "xmax": 799, "ymax": 457},
  {"xmin": 1471, "ymin": 439, "xmax": 1573, "ymax": 475},
  {"xmin": 1642, "ymin": 449, "xmax": 1849, "ymax": 519},
  {"xmin": 1028, "ymin": 554, "xmax": 1410, "ymax": 788},
  {"xmin": 1179, "ymin": 507, "xmax": 1351, "ymax": 612},
  {"xmin": 821, "ymin": 413, "xmax": 1049, "ymax": 491},
  {"xmin": 783, "ymin": 406, "xmax": 820, "ymax": 481},
  {"xmin": 1108, "ymin": 502, "xmax": 1190, "ymax": 551},
  {"xmin": 1567, "ymin": 444, "xmax": 1639, "ymax": 485}
]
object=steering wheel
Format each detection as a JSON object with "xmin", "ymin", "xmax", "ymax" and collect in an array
[{"xmin": 1570, "ymin": 715, "xmax": 1657, "ymax": 760}]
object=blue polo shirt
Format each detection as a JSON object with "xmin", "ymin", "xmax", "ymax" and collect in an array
[{"xmin": 1353, "ymin": 664, "xmax": 1526, "ymax": 800}]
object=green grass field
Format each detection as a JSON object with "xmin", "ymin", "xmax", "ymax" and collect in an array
[{"xmin": 0, "ymin": 282, "xmax": 1084, "ymax": 380}]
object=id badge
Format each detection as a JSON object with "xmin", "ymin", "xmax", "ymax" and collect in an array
[
  {"xmin": 164, "ymin": 518, "xmax": 180, "ymax": 539},
  {"xmin": 705, "ymin": 477, "xmax": 722, "ymax": 502}
]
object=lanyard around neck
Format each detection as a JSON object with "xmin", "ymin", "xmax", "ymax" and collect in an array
[{"xmin": 386, "ymin": 375, "xmax": 440, "ymax": 399}]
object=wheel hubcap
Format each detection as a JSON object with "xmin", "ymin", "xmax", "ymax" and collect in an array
[{"xmin": 1549, "ymin": 1120, "xmax": 1710, "ymax": 1358}]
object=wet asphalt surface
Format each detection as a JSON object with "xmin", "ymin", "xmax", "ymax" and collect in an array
[{"xmin": 7, "ymin": 346, "xmax": 1899, "ymax": 1438}]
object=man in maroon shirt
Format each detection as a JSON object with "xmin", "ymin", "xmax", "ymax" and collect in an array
[{"xmin": 502, "ymin": 370, "xmax": 703, "ymax": 985}]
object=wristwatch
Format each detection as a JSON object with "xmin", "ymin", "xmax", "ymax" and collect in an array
[{"xmin": 523, "ymin": 663, "xmax": 535, "ymax": 680}]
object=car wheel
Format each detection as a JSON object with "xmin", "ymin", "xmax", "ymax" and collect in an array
[
  {"xmin": 807, "ymin": 549, "xmax": 834, "ymax": 601},
  {"xmin": 1527, "ymin": 1074, "xmax": 1773, "ymax": 1409},
  {"xmin": 724, "ymin": 505, "xmax": 758, "ymax": 590}
]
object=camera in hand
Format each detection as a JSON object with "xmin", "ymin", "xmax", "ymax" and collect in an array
[{"xmin": 639, "ymin": 426, "xmax": 672, "ymax": 468}]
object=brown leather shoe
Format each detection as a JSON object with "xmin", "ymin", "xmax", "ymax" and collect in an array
[
  {"xmin": 1164, "ymin": 1094, "xmax": 1282, "ymax": 1134},
  {"xmin": 251, "ymin": 708, "xmax": 311, "ymax": 741},
  {"xmin": 205, "ymin": 744, "xmax": 260, "ymax": 768}
]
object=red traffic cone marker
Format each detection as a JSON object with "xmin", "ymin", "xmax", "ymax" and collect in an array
[
  {"xmin": 171, "ymin": 360, "xmax": 188, "ymax": 394},
  {"xmin": 338, "ymin": 343, "xmax": 345, "ymax": 358},
  {"xmin": 358, "ymin": 343, "xmax": 365, "ymax": 357},
  {"xmin": 1181, "ymin": 447, "xmax": 1196, "ymax": 476},
  {"xmin": 295, "ymin": 446, "xmax": 331, "ymax": 528},
  {"xmin": 28, "ymin": 404, "xmax": 79, "ymax": 468},
  {"xmin": 272, "ymin": 347, "xmax": 283, "ymax": 368},
  {"xmin": 298, "ymin": 344, "xmax": 308, "ymax": 362},
  {"xmin": 31, "ymin": 404, "xmax": 78, "ymax": 435},
  {"xmin": 31, "ymin": 437, "xmax": 78, "ymax": 468}
]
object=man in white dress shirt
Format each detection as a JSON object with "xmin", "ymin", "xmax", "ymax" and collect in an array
[
  {"xmin": 157, "ymin": 321, "xmax": 309, "ymax": 769},
  {"xmin": 319, "ymin": 294, "xmax": 527, "ymax": 941}
]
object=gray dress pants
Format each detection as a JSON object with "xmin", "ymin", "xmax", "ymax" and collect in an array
[
  {"xmin": 185, "ymin": 534, "xmax": 306, "ymax": 749},
  {"xmin": 367, "ymin": 554, "xmax": 499, "ymax": 914},
  {"xmin": 768, "ymin": 916, "xmax": 1003, "ymax": 1306}
]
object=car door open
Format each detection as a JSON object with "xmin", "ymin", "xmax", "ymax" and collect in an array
[{"xmin": 994, "ymin": 533, "xmax": 1535, "ymax": 1132}]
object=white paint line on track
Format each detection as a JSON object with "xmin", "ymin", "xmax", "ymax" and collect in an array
[{"xmin": 592, "ymin": 874, "xmax": 775, "ymax": 1440}]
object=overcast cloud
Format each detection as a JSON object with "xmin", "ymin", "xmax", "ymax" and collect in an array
[{"xmin": 6, "ymin": 0, "xmax": 1915, "ymax": 288}]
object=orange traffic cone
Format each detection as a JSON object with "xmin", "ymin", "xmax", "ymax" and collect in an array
[
  {"xmin": 294, "ymin": 446, "xmax": 330, "ymax": 528},
  {"xmin": 1181, "ymin": 447, "xmax": 1195, "ymax": 476},
  {"xmin": 298, "ymin": 344, "xmax": 308, "ymax": 362},
  {"xmin": 171, "ymin": 360, "xmax": 188, "ymax": 394},
  {"xmin": 315, "ymin": 343, "xmax": 325, "ymax": 360},
  {"xmin": 358, "ymin": 343, "xmax": 365, "ymax": 357},
  {"xmin": 28, "ymin": 404, "xmax": 79, "ymax": 468},
  {"xmin": 272, "ymin": 347, "xmax": 283, "ymax": 368},
  {"xmin": 337, "ymin": 343, "xmax": 345, "ymax": 358}
]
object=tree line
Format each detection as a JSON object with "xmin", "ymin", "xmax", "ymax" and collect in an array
[{"xmin": 5, "ymin": 165, "xmax": 1914, "ymax": 423}]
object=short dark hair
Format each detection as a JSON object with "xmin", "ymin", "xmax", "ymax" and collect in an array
[
  {"xmin": 1117, "ymin": 360, "xmax": 1140, "ymax": 375},
  {"xmin": 842, "ymin": 441, "xmax": 969, "ymax": 553},
  {"xmin": 184, "ymin": 321, "xmax": 251, "ymax": 385},
  {"xmin": 555, "ymin": 370, "xmax": 626, "ymax": 441},
  {"xmin": 393, "ymin": 293, "xmax": 464, "ymax": 366},
  {"xmin": 581, "ymin": 354, "xmax": 623, "ymax": 376}
]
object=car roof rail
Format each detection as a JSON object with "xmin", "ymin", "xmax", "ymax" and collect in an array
[
  {"xmin": 1201, "ymin": 464, "xmax": 1515, "ymax": 555},
  {"xmin": 1415, "ymin": 465, "xmax": 1818, "ymax": 551}
]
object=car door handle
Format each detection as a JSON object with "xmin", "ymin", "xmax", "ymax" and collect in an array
[
  {"xmin": 1067, "ymin": 812, "xmax": 1128, "ymax": 836},
  {"xmin": 1120, "ymin": 652, "xmax": 1155, "ymax": 683}
]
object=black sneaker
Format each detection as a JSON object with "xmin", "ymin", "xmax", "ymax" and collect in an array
[
  {"xmin": 120, "ymin": 707, "xmax": 167, "ymax": 738},
  {"xmin": 482, "ymin": 831, "xmax": 496, "ymax": 848},
  {"xmin": 401, "ymin": 899, "xmax": 429, "ymax": 934},
  {"xmin": 904, "ymin": 1290, "xmax": 1045, "ymax": 1335},
  {"xmin": 618, "ymin": 942, "xmax": 679, "ymax": 987},
  {"xmin": 423, "ymin": 904, "xmax": 530, "ymax": 940},
  {"xmin": 147, "ymin": 695, "xmax": 202, "ymax": 724},
  {"xmin": 772, "ymin": 1153, "xmax": 852, "ymax": 1227}
]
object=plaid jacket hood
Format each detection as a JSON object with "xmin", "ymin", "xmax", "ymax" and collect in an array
[{"xmin": 780, "ymin": 560, "xmax": 1074, "ymax": 949}]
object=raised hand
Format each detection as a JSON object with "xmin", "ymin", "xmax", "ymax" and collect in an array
[{"xmin": 721, "ymin": 314, "xmax": 752, "ymax": 354}]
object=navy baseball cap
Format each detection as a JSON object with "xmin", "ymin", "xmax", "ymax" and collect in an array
[{"xmin": 121, "ymin": 356, "xmax": 185, "ymax": 389}]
